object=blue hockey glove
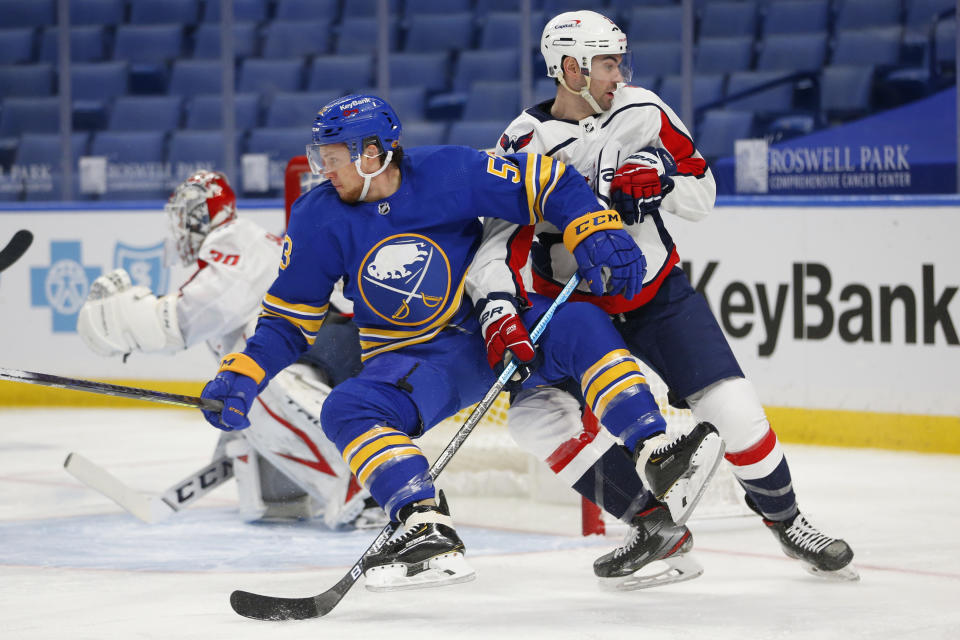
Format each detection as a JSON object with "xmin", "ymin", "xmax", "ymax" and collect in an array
[
  {"xmin": 610, "ymin": 147, "xmax": 677, "ymax": 225},
  {"xmin": 572, "ymin": 228, "xmax": 646, "ymax": 299},
  {"xmin": 200, "ymin": 353, "xmax": 266, "ymax": 431}
]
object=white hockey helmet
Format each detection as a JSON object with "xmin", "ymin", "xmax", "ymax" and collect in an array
[
  {"xmin": 164, "ymin": 170, "xmax": 237, "ymax": 266},
  {"xmin": 541, "ymin": 10, "xmax": 631, "ymax": 82}
]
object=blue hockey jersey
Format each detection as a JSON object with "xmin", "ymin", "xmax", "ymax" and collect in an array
[{"xmin": 243, "ymin": 145, "xmax": 611, "ymax": 381}]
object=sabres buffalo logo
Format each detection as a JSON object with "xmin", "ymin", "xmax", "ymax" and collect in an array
[
  {"xmin": 499, "ymin": 130, "xmax": 534, "ymax": 153},
  {"xmin": 358, "ymin": 234, "xmax": 451, "ymax": 326}
]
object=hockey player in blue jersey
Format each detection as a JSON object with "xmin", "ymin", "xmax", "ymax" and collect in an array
[{"xmin": 199, "ymin": 94, "xmax": 722, "ymax": 591}]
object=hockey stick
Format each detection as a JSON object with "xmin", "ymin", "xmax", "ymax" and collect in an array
[
  {"xmin": 64, "ymin": 453, "xmax": 234, "ymax": 523},
  {"xmin": 0, "ymin": 230, "xmax": 32, "ymax": 273},
  {"xmin": 0, "ymin": 368, "xmax": 223, "ymax": 412},
  {"xmin": 229, "ymin": 273, "xmax": 582, "ymax": 621}
]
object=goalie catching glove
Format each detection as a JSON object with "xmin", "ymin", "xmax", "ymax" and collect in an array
[
  {"xmin": 563, "ymin": 210, "xmax": 646, "ymax": 299},
  {"xmin": 476, "ymin": 294, "xmax": 538, "ymax": 388},
  {"xmin": 610, "ymin": 147, "xmax": 677, "ymax": 225},
  {"xmin": 201, "ymin": 353, "xmax": 266, "ymax": 431}
]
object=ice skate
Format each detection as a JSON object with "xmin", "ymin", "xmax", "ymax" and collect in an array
[
  {"xmin": 594, "ymin": 505, "xmax": 703, "ymax": 590},
  {"xmin": 634, "ymin": 422, "xmax": 724, "ymax": 525},
  {"xmin": 363, "ymin": 493, "xmax": 475, "ymax": 592}
]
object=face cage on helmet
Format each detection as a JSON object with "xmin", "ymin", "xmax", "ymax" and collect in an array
[
  {"xmin": 163, "ymin": 192, "xmax": 210, "ymax": 267},
  {"xmin": 305, "ymin": 135, "xmax": 385, "ymax": 176}
]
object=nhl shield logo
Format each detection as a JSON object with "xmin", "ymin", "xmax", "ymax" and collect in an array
[
  {"xmin": 377, "ymin": 201, "xmax": 390, "ymax": 216},
  {"xmin": 358, "ymin": 234, "xmax": 451, "ymax": 326},
  {"xmin": 114, "ymin": 241, "xmax": 169, "ymax": 294}
]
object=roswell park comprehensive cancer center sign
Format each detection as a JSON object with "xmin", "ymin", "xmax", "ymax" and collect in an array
[{"xmin": 715, "ymin": 88, "xmax": 956, "ymax": 195}]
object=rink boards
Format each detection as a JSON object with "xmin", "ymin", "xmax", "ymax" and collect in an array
[{"xmin": 0, "ymin": 196, "xmax": 957, "ymax": 453}]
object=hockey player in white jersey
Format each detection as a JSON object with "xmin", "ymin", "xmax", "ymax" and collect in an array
[
  {"xmin": 471, "ymin": 10, "xmax": 857, "ymax": 583},
  {"xmin": 77, "ymin": 170, "xmax": 381, "ymax": 528}
]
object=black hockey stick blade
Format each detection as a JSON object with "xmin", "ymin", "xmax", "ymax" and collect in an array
[
  {"xmin": 230, "ymin": 522, "xmax": 398, "ymax": 621},
  {"xmin": 0, "ymin": 367, "xmax": 223, "ymax": 412},
  {"xmin": 0, "ymin": 229, "xmax": 33, "ymax": 272}
]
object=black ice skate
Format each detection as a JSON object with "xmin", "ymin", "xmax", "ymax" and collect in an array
[
  {"xmin": 594, "ymin": 505, "xmax": 703, "ymax": 591},
  {"xmin": 363, "ymin": 493, "xmax": 475, "ymax": 592},
  {"xmin": 746, "ymin": 496, "xmax": 859, "ymax": 581},
  {"xmin": 634, "ymin": 422, "xmax": 724, "ymax": 525}
]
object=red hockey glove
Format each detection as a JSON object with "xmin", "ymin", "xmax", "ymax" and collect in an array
[
  {"xmin": 477, "ymin": 295, "xmax": 537, "ymax": 386},
  {"xmin": 610, "ymin": 148, "xmax": 676, "ymax": 225}
]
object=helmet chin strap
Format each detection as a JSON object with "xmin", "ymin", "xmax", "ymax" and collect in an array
[
  {"xmin": 558, "ymin": 74, "xmax": 604, "ymax": 115},
  {"xmin": 355, "ymin": 150, "xmax": 393, "ymax": 201}
]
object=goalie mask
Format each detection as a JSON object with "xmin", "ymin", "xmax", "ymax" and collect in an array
[
  {"xmin": 306, "ymin": 94, "xmax": 402, "ymax": 201},
  {"xmin": 541, "ymin": 10, "xmax": 632, "ymax": 113},
  {"xmin": 164, "ymin": 170, "xmax": 237, "ymax": 267}
]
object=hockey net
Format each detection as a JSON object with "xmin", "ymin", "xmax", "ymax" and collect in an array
[{"xmin": 284, "ymin": 157, "xmax": 746, "ymax": 536}]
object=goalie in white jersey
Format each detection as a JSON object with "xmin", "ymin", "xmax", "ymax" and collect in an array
[
  {"xmin": 469, "ymin": 10, "xmax": 857, "ymax": 582},
  {"xmin": 77, "ymin": 170, "xmax": 381, "ymax": 529}
]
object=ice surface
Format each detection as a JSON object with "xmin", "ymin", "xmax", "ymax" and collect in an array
[{"xmin": 1, "ymin": 408, "xmax": 958, "ymax": 639}]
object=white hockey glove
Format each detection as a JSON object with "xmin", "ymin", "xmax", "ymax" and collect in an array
[
  {"xmin": 77, "ymin": 268, "xmax": 184, "ymax": 357},
  {"xmin": 610, "ymin": 147, "xmax": 677, "ymax": 225}
]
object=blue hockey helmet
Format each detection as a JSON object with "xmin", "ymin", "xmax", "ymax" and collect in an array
[{"xmin": 306, "ymin": 94, "xmax": 402, "ymax": 175}]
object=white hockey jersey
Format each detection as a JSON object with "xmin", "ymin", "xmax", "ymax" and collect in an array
[
  {"xmin": 177, "ymin": 217, "xmax": 284, "ymax": 358},
  {"xmin": 466, "ymin": 85, "xmax": 717, "ymax": 315}
]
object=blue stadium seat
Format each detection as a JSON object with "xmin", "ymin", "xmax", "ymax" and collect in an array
[
  {"xmin": 16, "ymin": 132, "xmax": 90, "ymax": 201},
  {"xmin": 404, "ymin": 13, "xmax": 476, "ymax": 52},
  {"xmin": 128, "ymin": 0, "xmax": 200, "ymax": 25},
  {"xmin": 724, "ymin": 71, "xmax": 795, "ymax": 113},
  {"xmin": 38, "ymin": 26, "xmax": 109, "ymax": 63},
  {"xmin": 184, "ymin": 93, "xmax": 260, "ymax": 130},
  {"xmin": 264, "ymin": 91, "xmax": 344, "ymax": 128},
  {"xmin": 308, "ymin": 55, "xmax": 373, "ymax": 92},
  {"xmin": 835, "ymin": 0, "xmax": 902, "ymax": 30},
  {"xmin": 341, "ymin": 0, "xmax": 400, "ymax": 19},
  {"xmin": 167, "ymin": 129, "xmax": 243, "ymax": 183},
  {"xmin": 0, "ymin": 63, "xmax": 54, "ymax": 97},
  {"xmin": 545, "ymin": 0, "xmax": 598, "ymax": 13},
  {"xmin": 168, "ymin": 60, "xmax": 223, "ymax": 95},
  {"xmin": 631, "ymin": 75, "xmax": 661, "ymax": 93},
  {"xmin": 631, "ymin": 41, "xmax": 682, "ymax": 76},
  {"xmin": 934, "ymin": 18, "xmax": 956, "ymax": 66},
  {"xmin": 70, "ymin": 0, "xmax": 125, "ymax": 26},
  {"xmin": 388, "ymin": 52, "xmax": 450, "ymax": 92},
  {"xmin": 0, "ymin": 29, "xmax": 36, "ymax": 65},
  {"xmin": 113, "ymin": 25, "xmax": 185, "ymax": 64},
  {"xmin": 695, "ymin": 36, "xmax": 754, "ymax": 73},
  {"xmin": 238, "ymin": 58, "xmax": 305, "ymax": 95},
  {"xmin": 447, "ymin": 121, "xmax": 504, "ymax": 150},
  {"xmin": 533, "ymin": 77, "xmax": 556, "ymax": 103},
  {"xmin": 694, "ymin": 110, "xmax": 754, "ymax": 161},
  {"xmin": 699, "ymin": 2, "xmax": 759, "ymax": 38},
  {"xmin": 627, "ymin": 6, "xmax": 683, "ymax": 42},
  {"xmin": 658, "ymin": 74, "xmax": 726, "ymax": 112},
  {"xmin": 336, "ymin": 18, "xmax": 400, "ymax": 55},
  {"xmin": 262, "ymin": 20, "xmax": 333, "ymax": 58},
  {"xmin": 452, "ymin": 49, "xmax": 519, "ymax": 92},
  {"xmin": 831, "ymin": 27, "xmax": 902, "ymax": 67},
  {"xmin": 762, "ymin": 0, "xmax": 829, "ymax": 36},
  {"xmin": 107, "ymin": 95, "xmax": 184, "ymax": 132},
  {"xmin": 389, "ymin": 86, "xmax": 428, "ymax": 122},
  {"xmin": 202, "ymin": 0, "xmax": 269, "ymax": 22},
  {"xmin": 191, "ymin": 22, "xmax": 259, "ymax": 59},
  {"xmin": 70, "ymin": 62, "xmax": 128, "ymax": 101},
  {"xmin": 401, "ymin": 121, "xmax": 447, "ymax": 147},
  {"xmin": 0, "ymin": 97, "xmax": 59, "ymax": 136},
  {"xmin": 5, "ymin": 0, "xmax": 55, "ymax": 28},
  {"xmin": 246, "ymin": 126, "xmax": 310, "ymax": 190},
  {"xmin": 478, "ymin": 12, "xmax": 545, "ymax": 50},
  {"xmin": 820, "ymin": 65, "xmax": 875, "ymax": 119},
  {"xmin": 476, "ymin": 0, "xmax": 543, "ymax": 17},
  {"xmin": 905, "ymin": 0, "xmax": 955, "ymax": 34},
  {"xmin": 90, "ymin": 130, "xmax": 169, "ymax": 199},
  {"xmin": 276, "ymin": 0, "xmax": 340, "ymax": 20},
  {"xmin": 461, "ymin": 81, "xmax": 522, "ymax": 121},
  {"xmin": 756, "ymin": 33, "xmax": 828, "ymax": 72},
  {"xmin": 404, "ymin": 0, "xmax": 472, "ymax": 19}
]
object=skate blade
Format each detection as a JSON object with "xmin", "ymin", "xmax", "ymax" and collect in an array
[
  {"xmin": 597, "ymin": 554, "xmax": 704, "ymax": 591},
  {"xmin": 661, "ymin": 433, "xmax": 725, "ymax": 526},
  {"xmin": 365, "ymin": 552, "xmax": 476, "ymax": 592},
  {"xmin": 802, "ymin": 562, "xmax": 861, "ymax": 582}
]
